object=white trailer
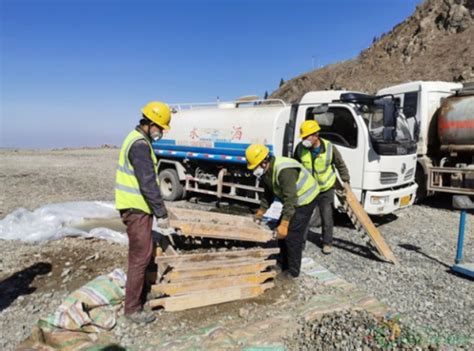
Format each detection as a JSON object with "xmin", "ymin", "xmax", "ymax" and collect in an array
[
  {"xmin": 378, "ymin": 81, "xmax": 474, "ymax": 199},
  {"xmin": 154, "ymin": 91, "xmax": 418, "ymax": 215}
]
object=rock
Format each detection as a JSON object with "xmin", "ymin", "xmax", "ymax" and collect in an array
[{"xmin": 239, "ymin": 308, "xmax": 249, "ymax": 319}]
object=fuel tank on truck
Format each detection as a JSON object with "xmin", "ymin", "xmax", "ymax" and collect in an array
[{"xmin": 438, "ymin": 94, "xmax": 474, "ymax": 145}]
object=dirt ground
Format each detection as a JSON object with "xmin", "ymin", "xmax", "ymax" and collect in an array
[{"xmin": 0, "ymin": 148, "xmax": 473, "ymax": 350}]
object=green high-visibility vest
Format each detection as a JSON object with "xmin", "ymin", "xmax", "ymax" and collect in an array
[
  {"xmin": 272, "ymin": 157, "xmax": 320, "ymax": 206},
  {"xmin": 115, "ymin": 129, "xmax": 159, "ymax": 213},
  {"xmin": 299, "ymin": 139, "xmax": 337, "ymax": 192}
]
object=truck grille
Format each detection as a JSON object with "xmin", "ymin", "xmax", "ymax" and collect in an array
[
  {"xmin": 380, "ymin": 172, "xmax": 398, "ymax": 185},
  {"xmin": 404, "ymin": 167, "xmax": 414, "ymax": 181}
]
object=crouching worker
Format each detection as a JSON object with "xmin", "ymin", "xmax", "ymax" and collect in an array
[
  {"xmin": 246, "ymin": 144, "xmax": 320, "ymax": 278},
  {"xmin": 115, "ymin": 101, "xmax": 172, "ymax": 324}
]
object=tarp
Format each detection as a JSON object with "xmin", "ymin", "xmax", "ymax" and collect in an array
[{"xmin": 0, "ymin": 201, "xmax": 127, "ymax": 244}]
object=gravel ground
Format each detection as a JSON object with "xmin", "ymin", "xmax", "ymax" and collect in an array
[
  {"xmin": 0, "ymin": 148, "xmax": 118, "ymax": 218},
  {"xmin": 302, "ymin": 203, "xmax": 474, "ymax": 348},
  {"xmin": 0, "ymin": 148, "xmax": 473, "ymax": 349}
]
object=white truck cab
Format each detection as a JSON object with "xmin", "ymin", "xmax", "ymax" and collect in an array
[{"xmin": 295, "ymin": 91, "xmax": 418, "ymax": 214}]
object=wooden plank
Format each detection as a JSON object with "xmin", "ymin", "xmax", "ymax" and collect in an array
[
  {"xmin": 164, "ymin": 260, "xmax": 277, "ymax": 282},
  {"xmin": 168, "ymin": 207, "xmax": 259, "ymax": 228},
  {"xmin": 169, "ymin": 256, "xmax": 273, "ymax": 270},
  {"xmin": 154, "ymin": 247, "xmax": 280, "ymax": 265},
  {"xmin": 169, "ymin": 220, "xmax": 273, "ymax": 242},
  {"xmin": 149, "ymin": 282, "xmax": 274, "ymax": 311},
  {"xmin": 340, "ymin": 183, "xmax": 398, "ymax": 264},
  {"xmin": 151, "ymin": 271, "xmax": 276, "ymax": 296}
]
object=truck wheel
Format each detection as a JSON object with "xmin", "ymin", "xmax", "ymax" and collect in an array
[
  {"xmin": 159, "ymin": 169, "xmax": 185, "ymax": 201},
  {"xmin": 415, "ymin": 168, "xmax": 427, "ymax": 203}
]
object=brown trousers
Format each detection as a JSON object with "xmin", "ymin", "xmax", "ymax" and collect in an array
[{"xmin": 121, "ymin": 211, "xmax": 153, "ymax": 315}]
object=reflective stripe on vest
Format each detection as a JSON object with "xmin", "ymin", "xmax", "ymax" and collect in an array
[
  {"xmin": 300, "ymin": 139, "xmax": 337, "ymax": 192},
  {"xmin": 272, "ymin": 157, "xmax": 319, "ymax": 206},
  {"xmin": 115, "ymin": 130, "xmax": 159, "ymax": 213}
]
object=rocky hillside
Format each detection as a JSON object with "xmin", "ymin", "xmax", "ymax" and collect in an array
[{"xmin": 271, "ymin": 0, "xmax": 474, "ymax": 103}]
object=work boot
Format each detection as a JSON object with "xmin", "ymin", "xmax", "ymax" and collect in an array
[
  {"xmin": 125, "ymin": 310, "xmax": 156, "ymax": 324},
  {"xmin": 322, "ymin": 244, "xmax": 333, "ymax": 255},
  {"xmin": 278, "ymin": 270, "xmax": 299, "ymax": 281}
]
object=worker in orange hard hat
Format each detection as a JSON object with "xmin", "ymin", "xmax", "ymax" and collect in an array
[
  {"xmin": 294, "ymin": 120, "xmax": 350, "ymax": 255},
  {"xmin": 115, "ymin": 101, "xmax": 172, "ymax": 324},
  {"xmin": 246, "ymin": 144, "xmax": 320, "ymax": 278}
]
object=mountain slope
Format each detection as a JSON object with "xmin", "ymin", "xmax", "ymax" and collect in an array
[{"xmin": 271, "ymin": 0, "xmax": 474, "ymax": 103}]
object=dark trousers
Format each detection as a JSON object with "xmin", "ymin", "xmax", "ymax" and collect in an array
[
  {"xmin": 121, "ymin": 211, "xmax": 153, "ymax": 315},
  {"xmin": 316, "ymin": 187, "xmax": 335, "ymax": 245},
  {"xmin": 278, "ymin": 196, "xmax": 318, "ymax": 277}
]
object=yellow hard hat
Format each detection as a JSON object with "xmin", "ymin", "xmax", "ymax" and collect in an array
[
  {"xmin": 141, "ymin": 101, "xmax": 171, "ymax": 130},
  {"xmin": 300, "ymin": 120, "xmax": 321, "ymax": 139},
  {"xmin": 245, "ymin": 144, "xmax": 270, "ymax": 170}
]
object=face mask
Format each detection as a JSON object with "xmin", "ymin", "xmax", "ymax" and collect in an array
[
  {"xmin": 302, "ymin": 139, "xmax": 313, "ymax": 148},
  {"xmin": 253, "ymin": 166, "xmax": 265, "ymax": 178},
  {"xmin": 150, "ymin": 129, "xmax": 163, "ymax": 141}
]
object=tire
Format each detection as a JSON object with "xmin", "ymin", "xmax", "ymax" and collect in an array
[{"xmin": 158, "ymin": 169, "xmax": 184, "ymax": 201}]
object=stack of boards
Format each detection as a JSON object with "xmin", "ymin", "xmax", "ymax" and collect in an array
[{"xmin": 148, "ymin": 207, "xmax": 279, "ymax": 311}]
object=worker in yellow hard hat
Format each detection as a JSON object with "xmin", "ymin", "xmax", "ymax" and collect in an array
[
  {"xmin": 246, "ymin": 144, "xmax": 320, "ymax": 278},
  {"xmin": 115, "ymin": 101, "xmax": 172, "ymax": 324},
  {"xmin": 293, "ymin": 120, "xmax": 350, "ymax": 255}
]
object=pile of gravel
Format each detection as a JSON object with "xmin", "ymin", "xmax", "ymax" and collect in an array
[
  {"xmin": 285, "ymin": 310, "xmax": 378, "ymax": 350},
  {"xmin": 285, "ymin": 310, "xmax": 432, "ymax": 351}
]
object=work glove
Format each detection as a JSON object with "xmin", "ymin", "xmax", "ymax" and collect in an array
[
  {"xmin": 156, "ymin": 217, "xmax": 170, "ymax": 229},
  {"xmin": 253, "ymin": 208, "xmax": 266, "ymax": 225},
  {"xmin": 275, "ymin": 220, "xmax": 290, "ymax": 240}
]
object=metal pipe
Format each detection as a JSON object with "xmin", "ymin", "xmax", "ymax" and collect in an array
[
  {"xmin": 455, "ymin": 210, "xmax": 467, "ymax": 264},
  {"xmin": 440, "ymin": 144, "xmax": 474, "ymax": 152}
]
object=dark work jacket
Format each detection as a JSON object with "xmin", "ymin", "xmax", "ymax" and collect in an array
[
  {"xmin": 128, "ymin": 127, "xmax": 168, "ymax": 219},
  {"xmin": 259, "ymin": 157, "xmax": 299, "ymax": 221}
]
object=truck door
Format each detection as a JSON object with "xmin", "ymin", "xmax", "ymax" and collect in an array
[{"xmin": 294, "ymin": 104, "xmax": 366, "ymax": 192}]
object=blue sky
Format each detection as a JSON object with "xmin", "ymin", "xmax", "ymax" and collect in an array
[{"xmin": 1, "ymin": 0, "xmax": 421, "ymax": 148}]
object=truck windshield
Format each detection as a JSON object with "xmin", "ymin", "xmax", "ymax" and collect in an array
[{"xmin": 360, "ymin": 103, "xmax": 416, "ymax": 155}]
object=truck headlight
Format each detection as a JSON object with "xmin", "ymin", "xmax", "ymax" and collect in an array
[{"xmin": 370, "ymin": 195, "xmax": 389, "ymax": 205}]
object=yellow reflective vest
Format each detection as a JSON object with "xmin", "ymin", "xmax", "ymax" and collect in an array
[
  {"xmin": 272, "ymin": 157, "xmax": 320, "ymax": 206},
  {"xmin": 115, "ymin": 129, "xmax": 159, "ymax": 213},
  {"xmin": 299, "ymin": 139, "xmax": 337, "ymax": 192}
]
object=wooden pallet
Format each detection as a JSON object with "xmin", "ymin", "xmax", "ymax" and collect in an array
[{"xmin": 337, "ymin": 182, "xmax": 398, "ymax": 264}]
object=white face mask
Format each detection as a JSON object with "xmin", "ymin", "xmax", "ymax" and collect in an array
[
  {"xmin": 253, "ymin": 166, "xmax": 265, "ymax": 178},
  {"xmin": 150, "ymin": 129, "xmax": 163, "ymax": 141},
  {"xmin": 302, "ymin": 139, "xmax": 313, "ymax": 148}
]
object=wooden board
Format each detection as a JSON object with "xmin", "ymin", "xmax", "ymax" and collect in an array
[
  {"xmin": 154, "ymin": 247, "xmax": 280, "ymax": 266},
  {"xmin": 151, "ymin": 271, "xmax": 276, "ymax": 296},
  {"xmin": 340, "ymin": 182, "xmax": 398, "ymax": 264},
  {"xmin": 169, "ymin": 221, "xmax": 273, "ymax": 242},
  {"xmin": 168, "ymin": 207, "xmax": 260, "ymax": 228},
  {"xmin": 163, "ymin": 260, "xmax": 277, "ymax": 282},
  {"xmin": 149, "ymin": 282, "xmax": 274, "ymax": 311},
  {"xmin": 167, "ymin": 207, "xmax": 274, "ymax": 243}
]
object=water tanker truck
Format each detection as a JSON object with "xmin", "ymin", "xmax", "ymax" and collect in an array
[
  {"xmin": 378, "ymin": 81, "xmax": 474, "ymax": 200},
  {"xmin": 152, "ymin": 91, "xmax": 419, "ymax": 215}
]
